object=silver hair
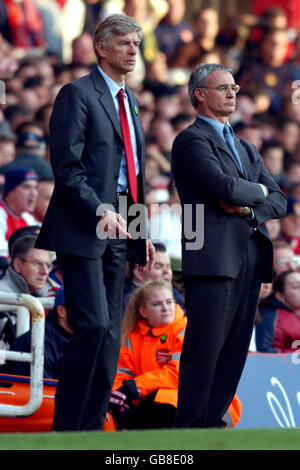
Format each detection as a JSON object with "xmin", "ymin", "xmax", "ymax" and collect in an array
[
  {"xmin": 188, "ymin": 63, "xmax": 233, "ymax": 109},
  {"xmin": 93, "ymin": 14, "xmax": 143, "ymax": 56}
]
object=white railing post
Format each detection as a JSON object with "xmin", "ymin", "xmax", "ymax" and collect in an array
[{"xmin": 0, "ymin": 293, "xmax": 45, "ymax": 417}]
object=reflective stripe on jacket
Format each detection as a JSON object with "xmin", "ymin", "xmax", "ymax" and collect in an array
[{"xmin": 113, "ymin": 304, "xmax": 186, "ymax": 408}]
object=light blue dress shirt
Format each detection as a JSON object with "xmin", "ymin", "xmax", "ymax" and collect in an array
[
  {"xmin": 197, "ymin": 114, "xmax": 265, "ymax": 219},
  {"xmin": 98, "ymin": 66, "xmax": 140, "ymax": 193}
]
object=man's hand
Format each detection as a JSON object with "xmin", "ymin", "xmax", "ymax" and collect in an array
[
  {"xmin": 136, "ymin": 238, "xmax": 155, "ymax": 273},
  {"xmin": 98, "ymin": 210, "xmax": 132, "ymax": 239},
  {"xmin": 219, "ymin": 200, "xmax": 244, "ymax": 215}
]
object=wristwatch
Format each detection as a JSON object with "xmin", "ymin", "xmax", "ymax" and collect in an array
[{"xmin": 241, "ymin": 206, "xmax": 250, "ymax": 217}]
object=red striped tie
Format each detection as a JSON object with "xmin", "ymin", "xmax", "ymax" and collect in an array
[{"xmin": 117, "ymin": 89, "xmax": 138, "ymax": 203}]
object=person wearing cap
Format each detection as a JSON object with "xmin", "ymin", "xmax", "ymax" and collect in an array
[
  {"xmin": 0, "ymin": 167, "xmax": 40, "ymax": 257},
  {"xmin": 9, "ymin": 288, "xmax": 73, "ymax": 379}
]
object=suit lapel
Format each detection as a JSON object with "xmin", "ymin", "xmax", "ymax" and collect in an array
[
  {"xmin": 91, "ymin": 69, "xmax": 123, "ymax": 141},
  {"xmin": 196, "ymin": 119, "xmax": 244, "ymax": 175},
  {"xmin": 235, "ymin": 137, "xmax": 250, "ymax": 179}
]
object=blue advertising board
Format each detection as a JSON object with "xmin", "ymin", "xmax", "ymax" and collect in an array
[{"xmin": 236, "ymin": 353, "xmax": 300, "ymax": 428}]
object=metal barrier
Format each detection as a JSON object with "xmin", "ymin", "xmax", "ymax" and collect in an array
[{"xmin": 0, "ymin": 293, "xmax": 46, "ymax": 417}]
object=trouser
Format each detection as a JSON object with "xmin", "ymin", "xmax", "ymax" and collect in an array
[
  {"xmin": 53, "ymin": 238, "xmax": 127, "ymax": 431},
  {"xmin": 174, "ymin": 237, "xmax": 262, "ymax": 428}
]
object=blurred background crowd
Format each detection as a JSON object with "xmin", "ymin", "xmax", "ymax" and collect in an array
[{"xmin": 0, "ymin": 0, "xmax": 300, "ymax": 356}]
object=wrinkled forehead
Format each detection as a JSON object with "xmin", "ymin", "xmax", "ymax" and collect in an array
[
  {"xmin": 206, "ymin": 69, "xmax": 235, "ymax": 86},
  {"xmin": 27, "ymin": 247, "xmax": 50, "ymax": 262}
]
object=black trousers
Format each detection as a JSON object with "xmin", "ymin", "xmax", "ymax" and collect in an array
[
  {"xmin": 115, "ymin": 391, "xmax": 177, "ymax": 430},
  {"xmin": 174, "ymin": 237, "xmax": 262, "ymax": 428},
  {"xmin": 53, "ymin": 239, "xmax": 127, "ymax": 431}
]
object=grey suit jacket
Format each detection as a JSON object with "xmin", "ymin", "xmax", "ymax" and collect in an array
[
  {"xmin": 36, "ymin": 68, "xmax": 147, "ymax": 264},
  {"xmin": 171, "ymin": 117, "xmax": 287, "ymax": 282}
]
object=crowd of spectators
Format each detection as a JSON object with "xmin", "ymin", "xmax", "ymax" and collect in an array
[{"xmin": 0, "ymin": 0, "xmax": 300, "ymax": 397}]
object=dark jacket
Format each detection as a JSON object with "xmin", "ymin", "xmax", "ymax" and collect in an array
[
  {"xmin": 35, "ymin": 68, "xmax": 147, "ymax": 264},
  {"xmin": 171, "ymin": 118, "xmax": 287, "ymax": 281},
  {"xmin": 10, "ymin": 308, "xmax": 72, "ymax": 379}
]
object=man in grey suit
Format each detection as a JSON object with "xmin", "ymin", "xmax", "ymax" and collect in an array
[
  {"xmin": 171, "ymin": 63, "xmax": 286, "ymax": 428},
  {"xmin": 36, "ymin": 14, "xmax": 154, "ymax": 431}
]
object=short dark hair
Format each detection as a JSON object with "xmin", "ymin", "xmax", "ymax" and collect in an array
[
  {"xmin": 273, "ymin": 269, "xmax": 298, "ymax": 295},
  {"xmin": 10, "ymin": 235, "xmax": 38, "ymax": 263},
  {"xmin": 8, "ymin": 226, "xmax": 40, "ymax": 255},
  {"xmin": 153, "ymin": 242, "xmax": 167, "ymax": 253}
]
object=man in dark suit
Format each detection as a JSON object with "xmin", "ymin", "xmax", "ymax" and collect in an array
[
  {"xmin": 35, "ymin": 14, "xmax": 154, "ymax": 431},
  {"xmin": 171, "ymin": 63, "xmax": 286, "ymax": 428}
]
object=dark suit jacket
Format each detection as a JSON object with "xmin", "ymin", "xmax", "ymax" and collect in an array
[
  {"xmin": 36, "ymin": 68, "xmax": 147, "ymax": 264},
  {"xmin": 171, "ymin": 118, "xmax": 287, "ymax": 282}
]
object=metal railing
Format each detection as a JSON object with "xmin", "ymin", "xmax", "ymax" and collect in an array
[{"xmin": 0, "ymin": 293, "xmax": 48, "ymax": 417}]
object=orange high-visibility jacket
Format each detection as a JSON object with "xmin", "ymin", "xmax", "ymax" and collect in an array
[
  {"xmin": 113, "ymin": 304, "xmax": 242, "ymax": 426},
  {"xmin": 113, "ymin": 304, "xmax": 186, "ymax": 408}
]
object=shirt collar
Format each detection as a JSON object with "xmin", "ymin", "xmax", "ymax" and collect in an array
[
  {"xmin": 97, "ymin": 65, "xmax": 125, "ymax": 98},
  {"xmin": 198, "ymin": 115, "xmax": 232, "ymax": 138}
]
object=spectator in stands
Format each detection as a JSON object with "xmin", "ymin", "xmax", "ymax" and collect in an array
[
  {"xmin": 35, "ymin": 103, "xmax": 53, "ymax": 137},
  {"xmin": 0, "ymin": 233, "xmax": 50, "ymax": 295},
  {"xmin": 8, "ymin": 225, "xmax": 62, "ymax": 296},
  {"xmin": 34, "ymin": 0, "xmax": 64, "ymax": 58},
  {"xmin": 288, "ymin": 31, "xmax": 300, "ymax": 80},
  {"xmin": 4, "ymin": 104, "xmax": 34, "ymax": 133},
  {"xmin": 256, "ymin": 270, "xmax": 300, "ymax": 353},
  {"xmin": 285, "ymin": 162, "xmax": 300, "ymax": 188},
  {"xmin": 233, "ymin": 121, "xmax": 263, "ymax": 151},
  {"xmin": 71, "ymin": 32, "xmax": 95, "ymax": 67},
  {"xmin": 149, "ymin": 115, "xmax": 176, "ymax": 162},
  {"xmin": 216, "ymin": 13, "xmax": 254, "ymax": 73},
  {"xmin": 123, "ymin": 242, "xmax": 184, "ymax": 313},
  {"xmin": 236, "ymin": 27, "xmax": 293, "ymax": 114},
  {"xmin": 33, "ymin": 179, "xmax": 54, "ymax": 223},
  {"xmin": 260, "ymin": 140, "xmax": 289, "ymax": 190},
  {"xmin": 275, "ymin": 118, "xmax": 300, "ymax": 164},
  {"xmin": 0, "ymin": 168, "xmax": 39, "ymax": 257},
  {"xmin": 273, "ymin": 240, "xmax": 298, "ymax": 276},
  {"xmin": 290, "ymin": 182, "xmax": 300, "ymax": 201},
  {"xmin": 11, "ymin": 287, "xmax": 73, "ymax": 379},
  {"xmin": 265, "ymin": 218, "xmax": 281, "ymax": 241},
  {"xmin": 169, "ymin": 8, "xmax": 220, "ymax": 69},
  {"xmin": 278, "ymin": 196, "xmax": 300, "ymax": 255},
  {"xmin": 22, "ymin": 76, "xmax": 51, "ymax": 109},
  {"xmin": 0, "ymin": 0, "xmax": 44, "ymax": 50},
  {"xmin": 0, "ymin": 234, "xmax": 51, "ymax": 348},
  {"xmin": 154, "ymin": 0, "xmax": 193, "ymax": 64},
  {"xmin": 16, "ymin": 87, "xmax": 41, "ymax": 114},
  {"xmin": 0, "ymin": 121, "xmax": 16, "ymax": 167},
  {"xmin": 0, "ymin": 121, "xmax": 53, "ymax": 181},
  {"xmin": 109, "ymin": 280, "xmax": 241, "ymax": 430}
]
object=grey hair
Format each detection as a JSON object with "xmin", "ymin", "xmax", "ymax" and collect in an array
[
  {"xmin": 188, "ymin": 63, "xmax": 233, "ymax": 109},
  {"xmin": 93, "ymin": 14, "xmax": 143, "ymax": 57}
]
